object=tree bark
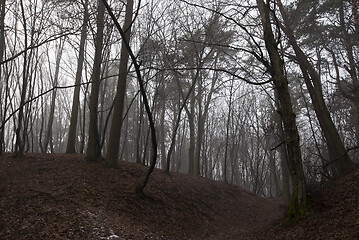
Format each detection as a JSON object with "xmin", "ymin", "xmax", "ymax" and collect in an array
[
  {"xmin": 105, "ymin": 0, "xmax": 134, "ymax": 168},
  {"xmin": 86, "ymin": 0, "xmax": 105, "ymax": 162},
  {"xmin": 257, "ymin": 0, "xmax": 307, "ymax": 219},
  {"xmin": 278, "ymin": 0, "xmax": 355, "ymax": 178},
  {"xmin": 66, "ymin": 0, "xmax": 88, "ymax": 153},
  {"xmin": 0, "ymin": 0, "xmax": 6, "ymax": 155},
  {"xmin": 274, "ymin": 89, "xmax": 291, "ymax": 204}
]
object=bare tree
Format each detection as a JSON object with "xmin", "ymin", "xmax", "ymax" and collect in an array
[
  {"xmin": 66, "ymin": 0, "xmax": 89, "ymax": 153},
  {"xmin": 256, "ymin": 0, "xmax": 307, "ymax": 219},
  {"xmin": 277, "ymin": 0, "xmax": 355, "ymax": 178},
  {"xmin": 86, "ymin": 0, "xmax": 105, "ymax": 162},
  {"xmin": 15, "ymin": 0, "xmax": 30, "ymax": 156},
  {"xmin": 42, "ymin": 40, "xmax": 64, "ymax": 153},
  {"xmin": 337, "ymin": 0, "xmax": 359, "ymax": 146},
  {"xmin": 105, "ymin": 0, "xmax": 134, "ymax": 168}
]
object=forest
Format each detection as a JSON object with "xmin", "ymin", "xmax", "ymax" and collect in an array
[{"xmin": 0, "ymin": 0, "xmax": 359, "ymax": 238}]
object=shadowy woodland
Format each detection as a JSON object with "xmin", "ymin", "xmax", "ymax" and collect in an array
[
  {"xmin": 0, "ymin": 153, "xmax": 358, "ymax": 239},
  {"xmin": 0, "ymin": 0, "xmax": 359, "ymax": 236}
]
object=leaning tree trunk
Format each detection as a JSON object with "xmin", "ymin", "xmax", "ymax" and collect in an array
[
  {"xmin": 101, "ymin": 0, "xmax": 158, "ymax": 197},
  {"xmin": 86, "ymin": 0, "xmax": 105, "ymax": 162},
  {"xmin": 278, "ymin": 0, "xmax": 355, "ymax": 178},
  {"xmin": 66, "ymin": 0, "xmax": 88, "ymax": 153},
  {"xmin": 257, "ymin": 0, "xmax": 307, "ymax": 219},
  {"xmin": 105, "ymin": 0, "xmax": 134, "ymax": 168}
]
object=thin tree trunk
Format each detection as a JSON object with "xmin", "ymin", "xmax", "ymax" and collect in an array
[
  {"xmin": 86, "ymin": 0, "xmax": 105, "ymax": 162},
  {"xmin": 66, "ymin": 0, "xmax": 88, "ymax": 153},
  {"xmin": 159, "ymin": 88, "xmax": 166, "ymax": 170},
  {"xmin": 166, "ymin": 70, "xmax": 197, "ymax": 173},
  {"xmin": 119, "ymin": 101, "xmax": 129, "ymax": 161},
  {"xmin": 194, "ymin": 77, "xmax": 203, "ymax": 177},
  {"xmin": 43, "ymin": 41, "xmax": 64, "ymax": 153},
  {"xmin": 0, "ymin": 0, "xmax": 6, "ymax": 155},
  {"xmin": 194, "ymin": 57, "xmax": 219, "ymax": 177},
  {"xmin": 80, "ymin": 84, "xmax": 89, "ymax": 154},
  {"xmin": 187, "ymin": 90, "xmax": 196, "ymax": 175},
  {"xmin": 136, "ymin": 100, "xmax": 144, "ymax": 164},
  {"xmin": 105, "ymin": 0, "xmax": 134, "ymax": 168},
  {"xmin": 223, "ymin": 79, "xmax": 234, "ymax": 184},
  {"xmin": 15, "ymin": 0, "xmax": 29, "ymax": 156}
]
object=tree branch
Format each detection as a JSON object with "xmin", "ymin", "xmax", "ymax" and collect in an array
[{"xmin": 0, "ymin": 29, "xmax": 80, "ymax": 65}]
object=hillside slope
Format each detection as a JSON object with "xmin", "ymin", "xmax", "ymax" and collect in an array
[
  {"xmin": 0, "ymin": 153, "xmax": 284, "ymax": 239},
  {"xmin": 258, "ymin": 166, "xmax": 359, "ymax": 240}
]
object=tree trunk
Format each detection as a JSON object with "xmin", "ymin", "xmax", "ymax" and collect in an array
[
  {"xmin": 166, "ymin": 69, "xmax": 197, "ymax": 173},
  {"xmin": 223, "ymin": 79, "xmax": 234, "ymax": 184},
  {"xmin": 43, "ymin": 40, "xmax": 64, "ymax": 153},
  {"xmin": 15, "ymin": 0, "xmax": 29, "ymax": 156},
  {"xmin": 0, "ymin": 0, "xmax": 6, "ymax": 155},
  {"xmin": 187, "ymin": 89, "xmax": 196, "ymax": 175},
  {"xmin": 340, "ymin": 1, "xmax": 359, "ymax": 146},
  {"xmin": 257, "ymin": 0, "xmax": 307, "ymax": 219},
  {"xmin": 105, "ymin": 0, "xmax": 134, "ymax": 168},
  {"xmin": 159, "ymin": 88, "xmax": 167, "ymax": 170},
  {"xmin": 86, "ymin": 0, "xmax": 105, "ymax": 162},
  {"xmin": 274, "ymin": 89, "xmax": 291, "ymax": 204},
  {"xmin": 194, "ymin": 75, "xmax": 203, "ymax": 177},
  {"xmin": 136, "ymin": 100, "xmax": 144, "ymax": 164},
  {"xmin": 66, "ymin": 0, "xmax": 88, "ymax": 153},
  {"xmin": 80, "ymin": 83, "xmax": 89, "ymax": 154},
  {"xmin": 266, "ymin": 103, "xmax": 281, "ymax": 197},
  {"xmin": 278, "ymin": 0, "xmax": 355, "ymax": 178},
  {"xmin": 195, "ymin": 56, "xmax": 219, "ymax": 177}
]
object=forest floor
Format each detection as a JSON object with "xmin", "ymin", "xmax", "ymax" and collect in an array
[{"xmin": 0, "ymin": 153, "xmax": 358, "ymax": 239}]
